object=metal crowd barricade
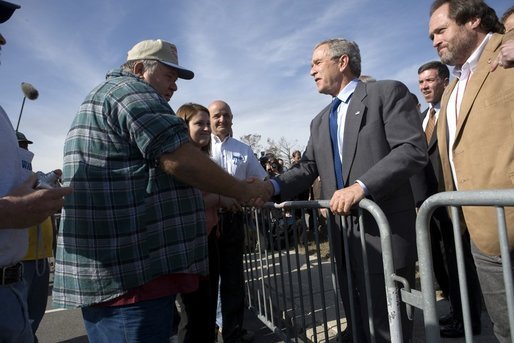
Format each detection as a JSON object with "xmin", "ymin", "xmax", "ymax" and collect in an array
[
  {"xmin": 242, "ymin": 199, "xmax": 407, "ymax": 343},
  {"xmin": 412, "ymin": 189, "xmax": 514, "ymax": 342}
]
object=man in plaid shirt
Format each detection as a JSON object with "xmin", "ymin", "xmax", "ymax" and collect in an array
[{"xmin": 53, "ymin": 39, "xmax": 271, "ymax": 342}]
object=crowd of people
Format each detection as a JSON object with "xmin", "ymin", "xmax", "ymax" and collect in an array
[{"xmin": 1, "ymin": 0, "xmax": 514, "ymax": 343}]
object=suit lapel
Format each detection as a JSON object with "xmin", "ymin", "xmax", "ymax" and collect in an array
[
  {"xmin": 437, "ymin": 79, "xmax": 456, "ymax": 191},
  {"xmin": 456, "ymin": 34, "xmax": 502, "ymax": 141},
  {"xmin": 420, "ymin": 109, "xmax": 438, "ymax": 150},
  {"xmin": 420, "ymin": 108, "xmax": 428, "ymax": 122},
  {"xmin": 319, "ymin": 105, "xmax": 337, "ymax": 189},
  {"xmin": 342, "ymin": 82, "xmax": 366, "ymax": 184}
]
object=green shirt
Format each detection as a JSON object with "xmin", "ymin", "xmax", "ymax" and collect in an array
[{"xmin": 53, "ymin": 69, "xmax": 208, "ymax": 308}]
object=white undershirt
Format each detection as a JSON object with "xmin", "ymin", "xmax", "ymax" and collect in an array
[{"xmin": 446, "ymin": 33, "xmax": 491, "ymax": 189}]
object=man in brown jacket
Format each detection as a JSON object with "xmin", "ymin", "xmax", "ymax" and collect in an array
[{"xmin": 429, "ymin": 0, "xmax": 514, "ymax": 341}]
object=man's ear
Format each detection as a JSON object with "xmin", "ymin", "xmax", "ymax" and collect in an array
[
  {"xmin": 338, "ymin": 54, "xmax": 349, "ymax": 72},
  {"xmin": 133, "ymin": 61, "xmax": 145, "ymax": 77},
  {"xmin": 468, "ymin": 16, "xmax": 481, "ymax": 30}
]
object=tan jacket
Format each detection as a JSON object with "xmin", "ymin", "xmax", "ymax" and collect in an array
[{"xmin": 437, "ymin": 32, "xmax": 514, "ymax": 255}]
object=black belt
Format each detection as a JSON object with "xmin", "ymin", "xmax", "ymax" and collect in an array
[{"xmin": 1, "ymin": 262, "xmax": 23, "ymax": 285}]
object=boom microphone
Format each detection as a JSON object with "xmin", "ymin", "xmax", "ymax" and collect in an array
[
  {"xmin": 21, "ymin": 82, "xmax": 39, "ymax": 100},
  {"xmin": 16, "ymin": 82, "xmax": 39, "ymax": 132}
]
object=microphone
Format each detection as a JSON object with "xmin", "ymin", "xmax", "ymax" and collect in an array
[
  {"xmin": 21, "ymin": 82, "xmax": 39, "ymax": 100},
  {"xmin": 16, "ymin": 82, "xmax": 39, "ymax": 132}
]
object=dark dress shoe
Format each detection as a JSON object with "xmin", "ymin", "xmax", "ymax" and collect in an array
[
  {"xmin": 439, "ymin": 312, "xmax": 454, "ymax": 326},
  {"xmin": 440, "ymin": 320, "xmax": 481, "ymax": 338},
  {"xmin": 337, "ymin": 328, "xmax": 352, "ymax": 342},
  {"xmin": 241, "ymin": 329, "xmax": 255, "ymax": 342}
]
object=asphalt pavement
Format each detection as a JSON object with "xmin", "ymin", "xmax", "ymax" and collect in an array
[
  {"xmin": 37, "ymin": 266, "xmax": 280, "ymax": 343},
  {"xmin": 36, "ymin": 261, "xmax": 497, "ymax": 343},
  {"xmin": 37, "ymin": 303, "xmax": 279, "ymax": 343}
]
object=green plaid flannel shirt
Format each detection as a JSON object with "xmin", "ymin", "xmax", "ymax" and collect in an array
[{"xmin": 53, "ymin": 69, "xmax": 208, "ymax": 308}]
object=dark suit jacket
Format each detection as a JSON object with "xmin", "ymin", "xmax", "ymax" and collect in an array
[
  {"xmin": 410, "ymin": 108, "xmax": 444, "ymax": 206},
  {"xmin": 276, "ymin": 80, "xmax": 427, "ymax": 272}
]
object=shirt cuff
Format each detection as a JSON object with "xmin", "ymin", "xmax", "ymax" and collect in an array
[{"xmin": 355, "ymin": 180, "xmax": 369, "ymax": 196}]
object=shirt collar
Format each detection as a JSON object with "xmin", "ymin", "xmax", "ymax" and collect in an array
[
  {"xmin": 452, "ymin": 32, "xmax": 492, "ymax": 79},
  {"xmin": 335, "ymin": 78, "xmax": 359, "ymax": 104},
  {"xmin": 212, "ymin": 134, "xmax": 230, "ymax": 144},
  {"xmin": 430, "ymin": 102, "xmax": 441, "ymax": 112}
]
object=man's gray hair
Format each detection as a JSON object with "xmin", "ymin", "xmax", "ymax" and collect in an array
[
  {"xmin": 121, "ymin": 59, "xmax": 160, "ymax": 74},
  {"xmin": 315, "ymin": 38, "xmax": 362, "ymax": 77}
]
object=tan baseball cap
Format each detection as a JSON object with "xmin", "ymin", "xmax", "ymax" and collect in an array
[{"xmin": 127, "ymin": 39, "xmax": 194, "ymax": 80}]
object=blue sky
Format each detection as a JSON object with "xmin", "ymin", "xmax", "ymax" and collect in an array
[{"xmin": 1, "ymin": 0, "xmax": 511, "ymax": 172}]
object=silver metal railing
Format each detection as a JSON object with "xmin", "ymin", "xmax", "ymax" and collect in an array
[
  {"xmin": 413, "ymin": 189, "xmax": 514, "ymax": 343},
  {"xmin": 243, "ymin": 199, "xmax": 406, "ymax": 342}
]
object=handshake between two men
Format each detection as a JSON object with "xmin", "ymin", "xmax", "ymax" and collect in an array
[{"xmin": 242, "ymin": 176, "xmax": 366, "ymax": 216}]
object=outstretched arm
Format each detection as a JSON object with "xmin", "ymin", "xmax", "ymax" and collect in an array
[{"xmin": 159, "ymin": 142, "xmax": 272, "ymax": 206}]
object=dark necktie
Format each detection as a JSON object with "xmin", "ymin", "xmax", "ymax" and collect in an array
[
  {"xmin": 329, "ymin": 97, "xmax": 343, "ymax": 189},
  {"xmin": 425, "ymin": 107, "xmax": 436, "ymax": 143}
]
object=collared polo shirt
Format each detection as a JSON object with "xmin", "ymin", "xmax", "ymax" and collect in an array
[{"xmin": 210, "ymin": 135, "xmax": 267, "ymax": 180}]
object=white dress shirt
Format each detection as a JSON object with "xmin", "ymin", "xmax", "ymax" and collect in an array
[
  {"xmin": 446, "ymin": 33, "xmax": 492, "ymax": 189},
  {"xmin": 334, "ymin": 79, "xmax": 359, "ymax": 162},
  {"xmin": 210, "ymin": 134, "xmax": 267, "ymax": 181}
]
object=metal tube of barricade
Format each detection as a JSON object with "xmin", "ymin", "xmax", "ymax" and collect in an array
[
  {"xmin": 358, "ymin": 207, "xmax": 377, "ymax": 343},
  {"xmin": 254, "ymin": 209, "xmax": 267, "ymax": 319},
  {"xmin": 292, "ymin": 226, "xmax": 308, "ymax": 340},
  {"xmin": 248, "ymin": 211, "xmax": 260, "ymax": 309},
  {"xmin": 359, "ymin": 199, "xmax": 403, "ymax": 343},
  {"xmin": 415, "ymin": 199, "xmax": 440, "ymax": 342},
  {"xmin": 332, "ymin": 213, "xmax": 359, "ymax": 342},
  {"xmin": 277, "ymin": 230, "xmax": 289, "ymax": 331},
  {"xmin": 417, "ymin": 189, "xmax": 514, "ymax": 342},
  {"xmin": 243, "ymin": 211, "xmax": 256, "ymax": 309},
  {"xmin": 262, "ymin": 209, "xmax": 273, "ymax": 322},
  {"xmin": 284, "ymin": 235, "xmax": 299, "ymax": 342},
  {"xmin": 281, "ymin": 200, "xmax": 348, "ymax": 341},
  {"xmin": 310, "ymin": 208, "xmax": 332, "ymax": 343},
  {"xmin": 283, "ymin": 212, "xmax": 307, "ymax": 342},
  {"xmin": 250, "ymin": 208, "xmax": 292, "ymax": 340},
  {"xmin": 287, "ymin": 211, "xmax": 300, "ymax": 342},
  {"xmin": 272, "ymin": 201, "xmax": 328, "ymax": 341},
  {"xmin": 282, "ymin": 200, "xmax": 347, "ymax": 340},
  {"xmin": 321, "ymin": 207, "xmax": 344, "ymax": 339},
  {"xmin": 281, "ymin": 208, "xmax": 301, "ymax": 340},
  {"xmin": 266, "ymin": 211, "xmax": 281, "ymax": 329},
  {"xmin": 496, "ymin": 206, "xmax": 514, "ymax": 343},
  {"xmin": 449, "ymin": 206, "xmax": 473, "ymax": 342},
  {"xmin": 273, "ymin": 203, "xmax": 299, "ymax": 341},
  {"xmin": 301, "ymin": 227, "xmax": 319, "ymax": 342}
]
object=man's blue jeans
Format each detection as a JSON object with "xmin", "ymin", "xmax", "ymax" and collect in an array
[
  {"xmin": 0, "ymin": 281, "xmax": 33, "ymax": 343},
  {"xmin": 21, "ymin": 259, "xmax": 50, "ymax": 341},
  {"xmin": 82, "ymin": 295, "xmax": 175, "ymax": 343}
]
